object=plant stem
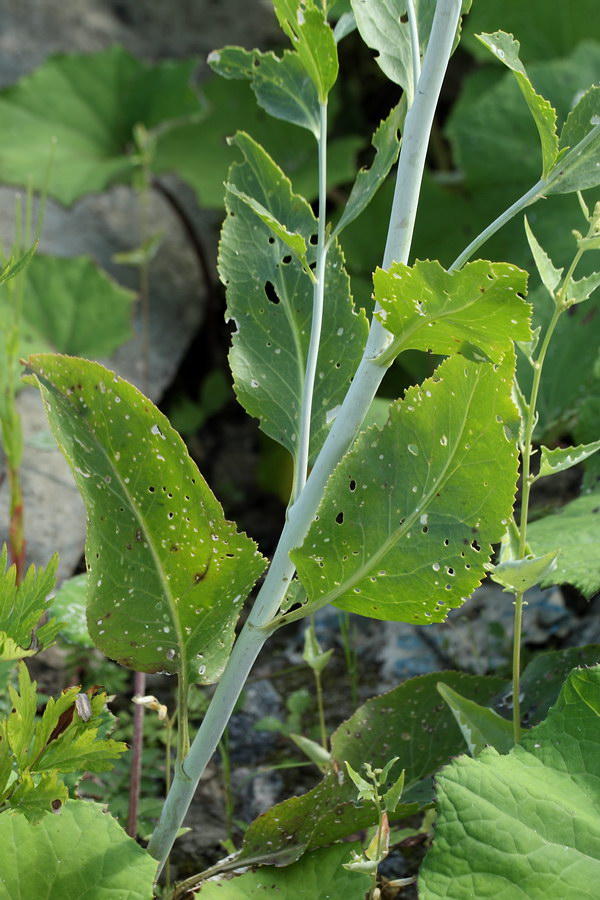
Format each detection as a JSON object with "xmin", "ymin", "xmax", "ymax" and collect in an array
[
  {"xmin": 292, "ymin": 100, "xmax": 329, "ymax": 503},
  {"xmin": 126, "ymin": 669, "xmax": 145, "ymax": 838},
  {"xmin": 406, "ymin": 0, "xmax": 421, "ymax": 92},
  {"xmin": 147, "ymin": 0, "xmax": 463, "ymax": 872}
]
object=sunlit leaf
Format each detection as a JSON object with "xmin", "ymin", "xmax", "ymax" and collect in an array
[
  {"xmin": 374, "ymin": 258, "xmax": 530, "ymax": 362},
  {"xmin": 7, "ymin": 772, "xmax": 68, "ymax": 824},
  {"xmin": 537, "ymin": 440, "xmax": 600, "ymax": 479},
  {"xmin": 0, "ymin": 547, "xmax": 58, "ymax": 660},
  {"xmin": 273, "ymin": 0, "xmax": 338, "ymax": 102},
  {"xmin": 487, "ymin": 550, "xmax": 559, "ymax": 593},
  {"xmin": 26, "ymin": 354, "xmax": 266, "ymax": 685},
  {"xmin": 292, "ymin": 353, "xmax": 519, "ymax": 622}
]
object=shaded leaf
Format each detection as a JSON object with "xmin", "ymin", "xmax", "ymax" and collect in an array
[
  {"xmin": 220, "ymin": 132, "xmax": 368, "ymax": 465},
  {"xmin": 332, "ymin": 101, "xmax": 404, "ymax": 238},
  {"xmin": 0, "ymin": 47, "xmax": 200, "ymax": 204},
  {"xmin": 292, "ymin": 353, "xmax": 519, "ymax": 622},
  {"xmin": 0, "ymin": 800, "xmax": 157, "ymax": 898},
  {"xmin": 560, "ymin": 85, "xmax": 600, "ymax": 150},
  {"xmin": 567, "ymin": 271, "xmax": 600, "ymax": 306},
  {"xmin": 48, "ymin": 574, "xmax": 92, "ymax": 648},
  {"xmin": 546, "ymin": 121, "xmax": 600, "ymax": 196},
  {"xmin": 226, "ymin": 184, "xmax": 309, "ymax": 265},
  {"xmin": 14, "ymin": 255, "xmax": 135, "ymax": 359},
  {"xmin": 537, "ymin": 440, "xmax": 600, "ymax": 479},
  {"xmin": 528, "ymin": 487, "xmax": 600, "ymax": 598},
  {"xmin": 517, "ymin": 645, "xmax": 600, "ymax": 726},
  {"xmin": 374, "ymin": 258, "xmax": 530, "ymax": 362},
  {"xmin": 477, "ymin": 32, "xmax": 559, "ymax": 177},
  {"xmin": 208, "ymin": 46, "xmax": 320, "ymax": 135},
  {"xmin": 437, "ymin": 682, "xmax": 514, "ymax": 756},
  {"xmin": 419, "ymin": 666, "xmax": 600, "ymax": 898},
  {"xmin": 0, "ymin": 244, "xmax": 37, "ymax": 287},
  {"xmin": 198, "ymin": 843, "xmax": 370, "ymax": 899},
  {"xmin": 26, "ymin": 354, "xmax": 266, "ymax": 685},
  {"xmin": 0, "ymin": 547, "xmax": 58, "ymax": 660},
  {"xmin": 228, "ymin": 671, "xmax": 507, "ymax": 870}
]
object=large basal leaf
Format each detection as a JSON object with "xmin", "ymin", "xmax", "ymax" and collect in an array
[
  {"xmin": 13, "ymin": 254, "xmax": 135, "ymax": 359},
  {"xmin": 0, "ymin": 800, "xmax": 157, "ymax": 899},
  {"xmin": 292, "ymin": 352, "xmax": 519, "ymax": 622},
  {"xmin": 0, "ymin": 47, "xmax": 200, "ymax": 204},
  {"xmin": 527, "ymin": 487, "xmax": 600, "ymax": 599},
  {"xmin": 219, "ymin": 132, "xmax": 368, "ymax": 466},
  {"xmin": 374, "ymin": 258, "xmax": 530, "ymax": 362},
  {"xmin": 197, "ymin": 843, "xmax": 370, "ymax": 899},
  {"xmin": 26, "ymin": 354, "xmax": 266, "ymax": 685},
  {"xmin": 227, "ymin": 671, "xmax": 507, "ymax": 870},
  {"xmin": 419, "ymin": 666, "xmax": 600, "ymax": 898}
]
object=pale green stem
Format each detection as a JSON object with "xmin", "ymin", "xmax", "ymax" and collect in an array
[
  {"xmin": 292, "ymin": 100, "xmax": 329, "ymax": 503},
  {"xmin": 147, "ymin": 0, "xmax": 463, "ymax": 872},
  {"xmin": 406, "ymin": 0, "xmax": 421, "ymax": 90}
]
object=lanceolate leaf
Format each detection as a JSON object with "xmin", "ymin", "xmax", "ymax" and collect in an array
[
  {"xmin": 478, "ymin": 32, "xmax": 560, "ymax": 178},
  {"xmin": 332, "ymin": 101, "xmax": 404, "ymax": 239},
  {"xmin": 273, "ymin": 0, "xmax": 338, "ymax": 102},
  {"xmin": 0, "ymin": 800, "xmax": 157, "ymax": 898},
  {"xmin": 436, "ymin": 682, "xmax": 514, "ymax": 756},
  {"xmin": 0, "ymin": 47, "xmax": 200, "ymax": 204},
  {"xmin": 528, "ymin": 488, "xmax": 600, "ymax": 598},
  {"xmin": 419, "ymin": 666, "xmax": 600, "ymax": 898},
  {"xmin": 292, "ymin": 353, "xmax": 519, "ymax": 622},
  {"xmin": 537, "ymin": 440, "xmax": 600, "ymax": 480},
  {"xmin": 523, "ymin": 217, "xmax": 562, "ymax": 295},
  {"xmin": 208, "ymin": 47, "xmax": 320, "ymax": 136},
  {"xmin": 26, "ymin": 354, "xmax": 266, "ymax": 685},
  {"xmin": 219, "ymin": 132, "xmax": 368, "ymax": 465},
  {"xmin": 374, "ymin": 259, "xmax": 530, "ymax": 362}
]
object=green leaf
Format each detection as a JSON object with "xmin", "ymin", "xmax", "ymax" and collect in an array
[
  {"xmin": 290, "ymin": 734, "xmax": 331, "ymax": 768},
  {"xmin": 197, "ymin": 843, "xmax": 370, "ymax": 899},
  {"xmin": 0, "ymin": 47, "xmax": 200, "ymax": 204},
  {"xmin": 273, "ymin": 0, "xmax": 338, "ymax": 102},
  {"xmin": 477, "ymin": 32, "xmax": 559, "ymax": 178},
  {"xmin": 332, "ymin": 101, "xmax": 404, "ymax": 238},
  {"xmin": 437, "ymin": 682, "xmax": 514, "ymax": 756},
  {"xmin": 0, "ymin": 548, "xmax": 59, "ymax": 660},
  {"xmin": 8, "ymin": 771, "xmax": 68, "ymax": 824},
  {"xmin": 220, "ymin": 132, "xmax": 368, "ymax": 464},
  {"xmin": 383, "ymin": 768, "xmax": 405, "ymax": 813},
  {"xmin": 524, "ymin": 217, "xmax": 562, "ymax": 295},
  {"xmin": 6, "ymin": 663, "xmax": 38, "ymax": 768},
  {"xmin": 560, "ymin": 85, "xmax": 600, "ymax": 150},
  {"xmin": 208, "ymin": 46, "xmax": 320, "ymax": 136},
  {"xmin": 528, "ymin": 487, "xmax": 600, "ymax": 598},
  {"xmin": 226, "ymin": 184, "xmax": 309, "ymax": 267},
  {"xmin": 227, "ymin": 671, "xmax": 507, "ymax": 870},
  {"xmin": 537, "ymin": 440, "xmax": 600, "ymax": 479},
  {"xmin": 0, "ymin": 244, "xmax": 37, "ymax": 287},
  {"xmin": 419, "ymin": 666, "xmax": 600, "ymax": 898},
  {"xmin": 374, "ymin": 259, "xmax": 530, "ymax": 362},
  {"xmin": 26, "ymin": 354, "xmax": 267, "ymax": 685},
  {"xmin": 487, "ymin": 550, "xmax": 559, "ymax": 593},
  {"xmin": 48, "ymin": 574, "xmax": 92, "ymax": 648},
  {"xmin": 566, "ymin": 271, "xmax": 600, "ymax": 306},
  {"xmin": 0, "ymin": 799, "xmax": 157, "ymax": 898},
  {"xmin": 292, "ymin": 353, "xmax": 519, "ymax": 622},
  {"xmin": 518, "ymin": 645, "xmax": 600, "ymax": 726},
  {"xmin": 14, "ymin": 255, "xmax": 135, "ymax": 359},
  {"xmin": 546, "ymin": 122, "xmax": 600, "ymax": 196},
  {"xmin": 302, "ymin": 625, "xmax": 333, "ymax": 676}
]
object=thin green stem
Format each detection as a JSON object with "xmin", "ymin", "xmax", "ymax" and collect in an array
[
  {"xmin": 147, "ymin": 0, "xmax": 463, "ymax": 873},
  {"xmin": 292, "ymin": 100, "xmax": 329, "ymax": 503}
]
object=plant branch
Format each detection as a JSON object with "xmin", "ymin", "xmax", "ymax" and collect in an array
[{"xmin": 146, "ymin": 0, "xmax": 463, "ymax": 873}]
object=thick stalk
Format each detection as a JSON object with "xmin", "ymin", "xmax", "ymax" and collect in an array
[
  {"xmin": 147, "ymin": 0, "xmax": 462, "ymax": 871},
  {"xmin": 291, "ymin": 100, "xmax": 329, "ymax": 502}
]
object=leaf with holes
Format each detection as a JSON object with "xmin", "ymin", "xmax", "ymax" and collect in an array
[
  {"xmin": 219, "ymin": 132, "xmax": 368, "ymax": 465},
  {"xmin": 292, "ymin": 352, "xmax": 519, "ymax": 622},
  {"xmin": 0, "ymin": 46, "xmax": 200, "ymax": 204},
  {"xmin": 25, "ymin": 354, "xmax": 267, "ymax": 685},
  {"xmin": 374, "ymin": 259, "xmax": 530, "ymax": 362}
]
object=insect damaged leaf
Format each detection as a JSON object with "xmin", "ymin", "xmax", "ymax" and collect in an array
[{"xmin": 26, "ymin": 354, "xmax": 267, "ymax": 685}]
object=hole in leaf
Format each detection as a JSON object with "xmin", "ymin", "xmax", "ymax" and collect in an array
[
  {"xmin": 264, "ymin": 281, "xmax": 280, "ymax": 305},
  {"xmin": 268, "ymin": 236, "xmax": 275, "ymax": 244},
  {"xmin": 349, "ymin": 479, "xmax": 356, "ymax": 492},
  {"xmin": 471, "ymin": 539, "xmax": 481, "ymax": 551},
  {"xmin": 282, "ymin": 255, "xmax": 292, "ymax": 264},
  {"xmin": 336, "ymin": 511, "xmax": 344, "ymax": 524},
  {"xmin": 309, "ymin": 233, "xmax": 318, "ymax": 245}
]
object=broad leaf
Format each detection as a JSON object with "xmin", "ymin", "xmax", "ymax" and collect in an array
[
  {"xmin": 219, "ymin": 132, "xmax": 368, "ymax": 465},
  {"xmin": 437, "ymin": 682, "xmax": 514, "ymax": 756},
  {"xmin": 419, "ymin": 666, "xmax": 600, "ymax": 898},
  {"xmin": 477, "ymin": 32, "xmax": 559, "ymax": 178},
  {"xmin": 227, "ymin": 671, "xmax": 507, "ymax": 870},
  {"xmin": 197, "ymin": 843, "xmax": 370, "ymax": 899},
  {"xmin": 537, "ymin": 440, "xmax": 600, "ymax": 480},
  {"xmin": 208, "ymin": 46, "xmax": 320, "ymax": 136},
  {"xmin": 226, "ymin": 184, "xmax": 309, "ymax": 265},
  {"xmin": 374, "ymin": 259, "xmax": 530, "ymax": 362},
  {"xmin": 0, "ymin": 47, "xmax": 200, "ymax": 204},
  {"xmin": 26, "ymin": 354, "xmax": 266, "ymax": 685},
  {"xmin": 488, "ymin": 550, "xmax": 559, "ymax": 594},
  {"xmin": 13, "ymin": 255, "xmax": 134, "ymax": 358},
  {"xmin": 332, "ymin": 101, "xmax": 404, "ymax": 238},
  {"xmin": 273, "ymin": 0, "xmax": 338, "ymax": 102},
  {"xmin": 0, "ymin": 800, "xmax": 157, "ymax": 898},
  {"xmin": 528, "ymin": 488, "xmax": 600, "ymax": 598},
  {"xmin": 0, "ymin": 547, "xmax": 59, "ymax": 660},
  {"xmin": 292, "ymin": 353, "xmax": 519, "ymax": 622},
  {"xmin": 48, "ymin": 574, "xmax": 92, "ymax": 648}
]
